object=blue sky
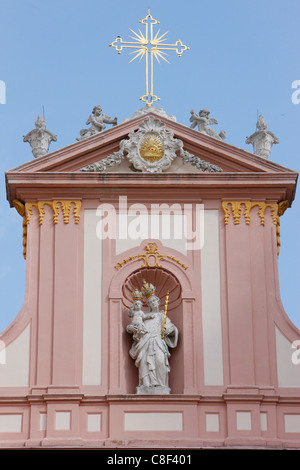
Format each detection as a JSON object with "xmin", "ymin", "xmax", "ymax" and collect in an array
[{"xmin": 0, "ymin": 0, "xmax": 299, "ymax": 331}]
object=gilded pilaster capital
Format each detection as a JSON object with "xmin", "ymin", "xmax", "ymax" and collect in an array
[
  {"xmin": 222, "ymin": 200, "xmax": 289, "ymax": 256},
  {"xmin": 13, "ymin": 200, "xmax": 82, "ymax": 260},
  {"xmin": 25, "ymin": 200, "xmax": 81, "ymax": 225}
]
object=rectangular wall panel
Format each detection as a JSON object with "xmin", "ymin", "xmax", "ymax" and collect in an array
[
  {"xmin": 116, "ymin": 213, "xmax": 188, "ymax": 255},
  {"xmin": 275, "ymin": 327, "xmax": 300, "ymax": 387},
  {"xmin": 124, "ymin": 412, "xmax": 183, "ymax": 431},
  {"xmin": 0, "ymin": 414, "xmax": 22, "ymax": 433},
  {"xmin": 285, "ymin": 414, "xmax": 300, "ymax": 433},
  {"xmin": 83, "ymin": 210, "xmax": 102, "ymax": 385},
  {"xmin": 0, "ymin": 326, "xmax": 30, "ymax": 387},
  {"xmin": 201, "ymin": 210, "xmax": 224, "ymax": 386}
]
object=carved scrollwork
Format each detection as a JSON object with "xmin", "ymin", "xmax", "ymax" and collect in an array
[
  {"xmin": 80, "ymin": 150, "xmax": 124, "ymax": 172},
  {"xmin": 180, "ymin": 150, "xmax": 222, "ymax": 173},
  {"xmin": 114, "ymin": 242, "xmax": 188, "ymax": 270}
]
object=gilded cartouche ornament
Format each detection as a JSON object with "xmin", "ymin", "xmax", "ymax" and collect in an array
[{"xmin": 139, "ymin": 134, "xmax": 164, "ymax": 162}]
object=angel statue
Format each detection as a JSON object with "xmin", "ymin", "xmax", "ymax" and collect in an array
[
  {"xmin": 77, "ymin": 105, "xmax": 117, "ymax": 141},
  {"xmin": 126, "ymin": 281, "xmax": 178, "ymax": 394},
  {"xmin": 190, "ymin": 108, "xmax": 226, "ymax": 141}
]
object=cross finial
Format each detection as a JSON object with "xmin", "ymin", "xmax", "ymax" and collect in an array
[{"xmin": 109, "ymin": 10, "xmax": 189, "ymax": 106}]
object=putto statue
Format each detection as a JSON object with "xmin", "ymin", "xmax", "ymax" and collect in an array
[
  {"xmin": 77, "ymin": 105, "xmax": 117, "ymax": 141},
  {"xmin": 190, "ymin": 109, "xmax": 226, "ymax": 141},
  {"xmin": 126, "ymin": 280, "xmax": 178, "ymax": 394},
  {"xmin": 23, "ymin": 115, "xmax": 57, "ymax": 158},
  {"xmin": 246, "ymin": 114, "xmax": 279, "ymax": 159}
]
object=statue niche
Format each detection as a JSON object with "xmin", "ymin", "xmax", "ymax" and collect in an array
[
  {"xmin": 124, "ymin": 272, "xmax": 181, "ymax": 395},
  {"xmin": 122, "ymin": 267, "xmax": 184, "ymax": 394}
]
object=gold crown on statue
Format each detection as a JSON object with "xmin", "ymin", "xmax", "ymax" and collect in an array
[
  {"xmin": 132, "ymin": 288, "xmax": 143, "ymax": 301},
  {"xmin": 141, "ymin": 279, "xmax": 156, "ymax": 298}
]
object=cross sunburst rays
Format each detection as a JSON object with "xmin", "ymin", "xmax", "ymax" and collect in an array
[
  {"xmin": 128, "ymin": 27, "xmax": 171, "ymax": 64},
  {"xmin": 150, "ymin": 29, "xmax": 172, "ymax": 65}
]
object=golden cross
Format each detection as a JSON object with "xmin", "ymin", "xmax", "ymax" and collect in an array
[{"xmin": 109, "ymin": 9, "xmax": 189, "ymax": 106}]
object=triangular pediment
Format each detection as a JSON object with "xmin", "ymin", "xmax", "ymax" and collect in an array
[
  {"xmin": 7, "ymin": 110, "xmax": 295, "ymax": 175},
  {"xmin": 6, "ymin": 109, "xmax": 298, "ymax": 206}
]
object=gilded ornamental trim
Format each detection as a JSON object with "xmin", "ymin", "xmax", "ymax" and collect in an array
[
  {"xmin": 222, "ymin": 200, "xmax": 289, "ymax": 255},
  {"xmin": 114, "ymin": 242, "xmax": 188, "ymax": 271},
  {"xmin": 13, "ymin": 200, "xmax": 82, "ymax": 259},
  {"xmin": 24, "ymin": 200, "xmax": 81, "ymax": 225}
]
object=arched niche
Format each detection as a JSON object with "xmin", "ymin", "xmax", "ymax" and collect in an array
[{"xmin": 122, "ymin": 266, "xmax": 184, "ymax": 394}]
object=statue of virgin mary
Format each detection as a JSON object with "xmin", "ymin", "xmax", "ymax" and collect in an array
[{"xmin": 126, "ymin": 280, "xmax": 178, "ymax": 394}]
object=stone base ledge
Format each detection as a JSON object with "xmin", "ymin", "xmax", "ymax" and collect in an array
[
  {"xmin": 1, "ymin": 437, "xmax": 299, "ymax": 449},
  {"xmin": 136, "ymin": 385, "xmax": 171, "ymax": 395}
]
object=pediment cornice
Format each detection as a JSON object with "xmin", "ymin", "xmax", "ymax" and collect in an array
[{"xmin": 6, "ymin": 170, "xmax": 298, "ymax": 208}]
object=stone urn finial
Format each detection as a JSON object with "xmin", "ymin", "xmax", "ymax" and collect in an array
[
  {"xmin": 23, "ymin": 115, "xmax": 57, "ymax": 158},
  {"xmin": 246, "ymin": 114, "xmax": 279, "ymax": 159}
]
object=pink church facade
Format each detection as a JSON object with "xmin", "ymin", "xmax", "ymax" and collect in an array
[{"xmin": 2, "ymin": 110, "xmax": 300, "ymax": 448}]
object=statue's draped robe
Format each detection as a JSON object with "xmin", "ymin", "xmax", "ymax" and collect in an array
[{"xmin": 128, "ymin": 312, "xmax": 178, "ymax": 387}]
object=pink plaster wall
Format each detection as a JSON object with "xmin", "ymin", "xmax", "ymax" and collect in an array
[
  {"xmin": 0, "ymin": 194, "xmax": 299, "ymax": 449},
  {"xmin": 2, "ymin": 115, "xmax": 299, "ymax": 447}
]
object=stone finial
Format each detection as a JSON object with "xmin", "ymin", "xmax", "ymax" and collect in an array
[
  {"xmin": 23, "ymin": 115, "xmax": 57, "ymax": 158},
  {"xmin": 77, "ymin": 105, "xmax": 117, "ymax": 141},
  {"xmin": 246, "ymin": 114, "xmax": 279, "ymax": 159},
  {"xmin": 189, "ymin": 109, "xmax": 226, "ymax": 141}
]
